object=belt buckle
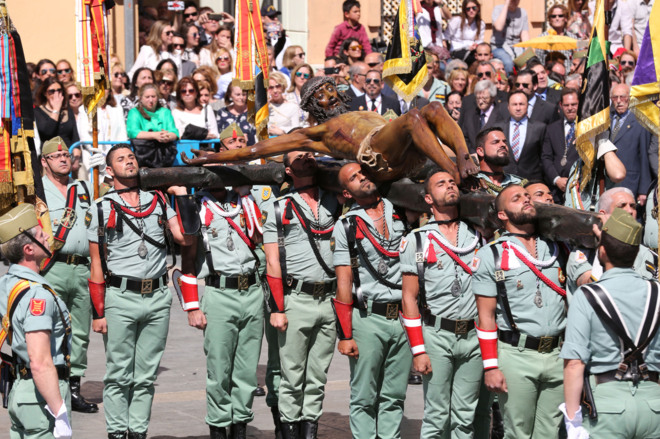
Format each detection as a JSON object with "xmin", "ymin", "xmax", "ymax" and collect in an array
[
  {"xmin": 141, "ymin": 279, "xmax": 153, "ymax": 294},
  {"xmin": 455, "ymin": 320, "xmax": 468, "ymax": 335},
  {"xmin": 385, "ymin": 303, "xmax": 399, "ymax": 319},
  {"xmin": 237, "ymin": 275, "xmax": 249, "ymax": 291},
  {"xmin": 537, "ymin": 336, "xmax": 554, "ymax": 353},
  {"xmin": 66, "ymin": 254, "xmax": 76, "ymax": 265},
  {"xmin": 60, "ymin": 208, "xmax": 76, "ymax": 229},
  {"xmin": 19, "ymin": 365, "xmax": 28, "ymax": 378},
  {"xmin": 312, "ymin": 282, "xmax": 325, "ymax": 298}
]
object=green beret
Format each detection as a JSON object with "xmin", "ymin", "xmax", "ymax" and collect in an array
[
  {"xmin": 41, "ymin": 136, "xmax": 67, "ymax": 156},
  {"xmin": 0, "ymin": 204, "xmax": 39, "ymax": 244},
  {"xmin": 602, "ymin": 208, "xmax": 641, "ymax": 246},
  {"xmin": 219, "ymin": 123, "xmax": 244, "ymax": 141}
]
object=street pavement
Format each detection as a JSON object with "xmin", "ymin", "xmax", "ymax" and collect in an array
[{"xmin": 0, "ymin": 264, "xmax": 426, "ymax": 439}]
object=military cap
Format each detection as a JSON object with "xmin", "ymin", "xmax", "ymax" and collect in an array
[
  {"xmin": 602, "ymin": 208, "xmax": 641, "ymax": 246},
  {"xmin": 0, "ymin": 204, "xmax": 39, "ymax": 244},
  {"xmin": 574, "ymin": 49, "xmax": 587, "ymax": 59},
  {"xmin": 219, "ymin": 123, "xmax": 244, "ymax": 141},
  {"xmin": 41, "ymin": 136, "xmax": 67, "ymax": 156},
  {"xmin": 514, "ymin": 48, "xmax": 536, "ymax": 69}
]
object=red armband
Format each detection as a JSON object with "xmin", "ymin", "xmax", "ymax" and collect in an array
[
  {"xmin": 476, "ymin": 324, "xmax": 498, "ymax": 370},
  {"xmin": 399, "ymin": 312, "xmax": 426, "ymax": 356},
  {"xmin": 178, "ymin": 274, "xmax": 200, "ymax": 311},
  {"xmin": 331, "ymin": 298, "xmax": 354, "ymax": 340},
  {"xmin": 88, "ymin": 279, "xmax": 106, "ymax": 320},
  {"xmin": 267, "ymin": 275, "xmax": 285, "ymax": 313}
]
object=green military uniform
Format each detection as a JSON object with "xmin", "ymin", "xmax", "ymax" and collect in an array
[
  {"xmin": 41, "ymin": 176, "xmax": 92, "ymax": 380},
  {"xmin": 86, "ymin": 189, "xmax": 175, "ymax": 435},
  {"xmin": 332, "ymin": 199, "xmax": 412, "ymax": 439},
  {"xmin": 561, "ymin": 210, "xmax": 660, "ymax": 438},
  {"xmin": 475, "ymin": 172, "xmax": 526, "ymax": 195},
  {"xmin": 564, "ymin": 158, "xmax": 615, "ymax": 211},
  {"xmin": 473, "ymin": 233, "xmax": 567, "ymax": 439},
  {"xmin": 0, "ymin": 205, "xmax": 72, "ymax": 438},
  {"xmin": 252, "ymin": 184, "xmax": 281, "ymax": 410},
  {"xmin": 399, "ymin": 222, "xmax": 483, "ymax": 438},
  {"xmin": 194, "ymin": 190, "xmax": 264, "ymax": 429},
  {"xmin": 566, "ymin": 245, "xmax": 657, "ymax": 293},
  {"xmin": 262, "ymin": 188, "xmax": 338, "ymax": 426},
  {"xmin": 644, "ymin": 184, "xmax": 658, "ymax": 250}
]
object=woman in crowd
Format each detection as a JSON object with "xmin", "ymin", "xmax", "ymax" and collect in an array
[
  {"xmin": 110, "ymin": 63, "xmax": 130, "ymax": 104},
  {"xmin": 285, "ymin": 63, "xmax": 313, "ymax": 126},
  {"xmin": 34, "ymin": 77, "xmax": 80, "ymax": 149},
  {"xmin": 172, "ymin": 77, "xmax": 219, "ymax": 139},
  {"xmin": 56, "ymin": 59, "xmax": 75, "ymax": 84},
  {"xmin": 128, "ymin": 20, "xmax": 178, "ymax": 79},
  {"xmin": 216, "ymin": 82, "xmax": 256, "ymax": 145},
  {"xmin": 444, "ymin": 91, "xmax": 462, "ymax": 122},
  {"xmin": 197, "ymin": 80, "xmax": 223, "ymax": 112},
  {"xmin": 65, "ymin": 82, "xmax": 91, "ymax": 143},
  {"xmin": 268, "ymin": 71, "xmax": 300, "ymax": 136},
  {"xmin": 280, "ymin": 45, "xmax": 306, "ymax": 77},
  {"xmin": 192, "ymin": 67, "xmax": 222, "ymax": 110},
  {"xmin": 567, "ymin": 0, "xmax": 591, "ymax": 40},
  {"xmin": 447, "ymin": 68, "xmax": 469, "ymax": 95},
  {"xmin": 444, "ymin": 0, "xmax": 485, "ymax": 66},
  {"xmin": 155, "ymin": 69, "xmax": 177, "ymax": 109},
  {"xmin": 156, "ymin": 58, "xmax": 179, "ymax": 77},
  {"xmin": 181, "ymin": 22, "xmax": 202, "ymax": 67},
  {"xmin": 536, "ymin": 4, "xmax": 578, "ymax": 69},
  {"xmin": 339, "ymin": 38, "xmax": 364, "ymax": 66},
  {"xmin": 213, "ymin": 48, "xmax": 235, "ymax": 100},
  {"xmin": 199, "ymin": 24, "xmax": 234, "ymax": 67},
  {"xmin": 120, "ymin": 67, "xmax": 155, "ymax": 118},
  {"xmin": 126, "ymin": 83, "xmax": 178, "ymax": 142}
]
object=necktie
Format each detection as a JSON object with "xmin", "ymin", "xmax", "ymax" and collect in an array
[
  {"xmin": 511, "ymin": 122, "xmax": 522, "ymax": 161},
  {"xmin": 566, "ymin": 121, "xmax": 575, "ymax": 146},
  {"xmin": 611, "ymin": 114, "xmax": 623, "ymax": 139},
  {"xmin": 371, "ymin": 99, "xmax": 377, "ymax": 112},
  {"xmin": 480, "ymin": 112, "xmax": 486, "ymax": 128}
]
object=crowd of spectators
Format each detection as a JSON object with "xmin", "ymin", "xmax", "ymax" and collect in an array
[{"xmin": 25, "ymin": 0, "xmax": 656, "ymax": 204}]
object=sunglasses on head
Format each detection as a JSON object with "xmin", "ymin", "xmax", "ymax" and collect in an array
[
  {"xmin": 477, "ymin": 71, "xmax": 492, "ymax": 78},
  {"xmin": 57, "ymin": 68, "xmax": 72, "ymax": 75},
  {"xmin": 181, "ymin": 88, "xmax": 196, "ymax": 95},
  {"xmin": 515, "ymin": 82, "xmax": 530, "ymax": 89},
  {"xmin": 41, "ymin": 68, "xmax": 56, "ymax": 75},
  {"xmin": 466, "ymin": 6, "xmax": 478, "ymax": 11},
  {"xmin": 295, "ymin": 71, "xmax": 310, "ymax": 79},
  {"xmin": 183, "ymin": 12, "xmax": 198, "ymax": 18},
  {"xmin": 365, "ymin": 78, "xmax": 381, "ymax": 84},
  {"xmin": 69, "ymin": 92, "xmax": 82, "ymax": 99},
  {"xmin": 550, "ymin": 14, "xmax": 565, "ymax": 18},
  {"xmin": 47, "ymin": 88, "xmax": 63, "ymax": 95}
]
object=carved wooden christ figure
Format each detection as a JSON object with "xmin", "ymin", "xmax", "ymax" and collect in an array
[{"xmin": 181, "ymin": 76, "xmax": 479, "ymax": 182}]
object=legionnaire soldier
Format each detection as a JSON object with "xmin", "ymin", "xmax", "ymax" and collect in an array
[
  {"xmin": 567, "ymin": 188, "xmax": 658, "ymax": 293},
  {"xmin": 471, "ymin": 127, "xmax": 526, "ymax": 195},
  {"xmin": 474, "ymin": 184, "xmax": 567, "ymax": 438},
  {"xmin": 400, "ymin": 170, "xmax": 483, "ymax": 438},
  {"xmin": 263, "ymin": 151, "xmax": 340, "ymax": 439},
  {"xmin": 86, "ymin": 144, "xmax": 193, "ymax": 439},
  {"xmin": 177, "ymin": 179, "xmax": 266, "ymax": 439},
  {"xmin": 332, "ymin": 162, "xmax": 412, "ymax": 439},
  {"xmin": 0, "ymin": 204, "xmax": 73, "ymax": 438},
  {"xmin": 560, "ymin": 208, "xmax": 660, "ymax": 438},
  {"xmin": 39, "ymin": 136, "xmax": 100, "ymax": 413}
]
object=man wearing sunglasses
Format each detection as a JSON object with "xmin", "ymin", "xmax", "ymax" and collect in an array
[
  {"xmin": 349, "ymin": 70, "xmax": 401, "ymax": 116},
  {"xmin": 505, "ymin": 69, "xmax": 558, "ymax": 126},
  {"xmin": 459, "ymin": 62, "xmax": 508, "ymax": 139},
  {"xmin": 344, "ymin": 61, "xmax": 369, "ymax": 102}
]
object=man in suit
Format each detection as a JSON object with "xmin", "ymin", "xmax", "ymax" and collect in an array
[
  {"xmin": 343, "ymin": 62, "xmax": 369, "ymax": 103},
  {"xmin": 541, "ymin": 88, "xmax": 580, "ymax": 203},
  {"xmin": 461, "ymin": 62, "xmax": 508, "ymax": 117},
  {"xmin": 460, "ymin": 80, "xmax": 505, "ymax": 152},
  {"xmin": 350, "ymin": 70, "xmax": 401, "ymax": 116},
  {"xmin": 610, "ymin": 82, "xmax": 652, "ymax": 204},
  {"xmin": 507, "ymin": 69, "xmax": 559, "ymax": 125},
  {"xmin": 528, "ymin": 58, "xmax": 561, "ymax": 104},
  {"xmin": 496, "ymin": 90, "xmax": 546, "ymax": 181}
]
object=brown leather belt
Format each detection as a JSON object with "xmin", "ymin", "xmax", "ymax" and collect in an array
[{"xmin": 594, "ymin": 370, "xmax": 660, "ymax": 385}]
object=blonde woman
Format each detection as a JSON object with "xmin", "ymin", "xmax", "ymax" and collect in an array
[
  {"xmin": 280, "ymin": 45, "xmax": 305, "ymax": 77},
  {"xmin": 268, "ymin": 71, "xmax": 300, "ymax": 136},
  {"xmin": 285, "ymin": 63, "xmax": 313, "ymax": 126},
  {"xmin": 128, "ymin": 20, "xmax": 180, "ymax": 79}
]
